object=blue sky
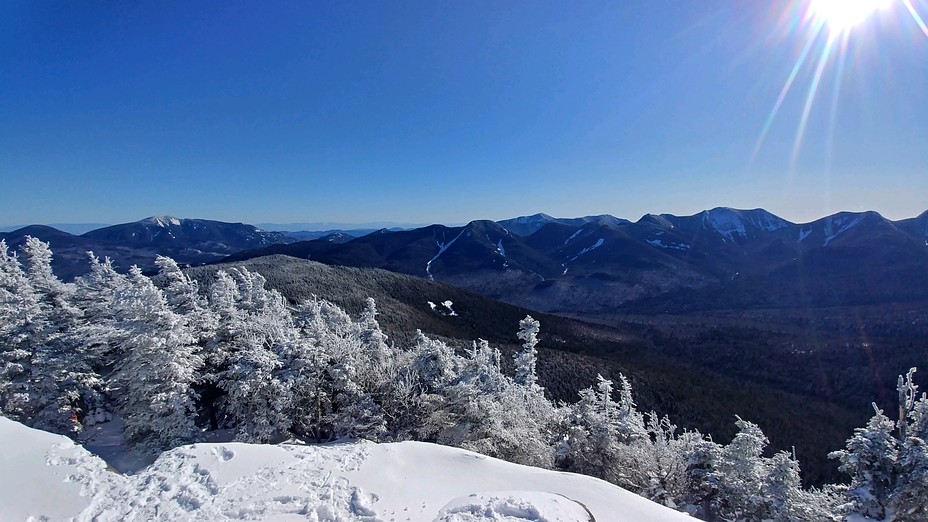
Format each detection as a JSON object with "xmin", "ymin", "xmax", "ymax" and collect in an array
[{"xmin": 2, "ymin": 0, "xmax": 927, "ymax": 227}]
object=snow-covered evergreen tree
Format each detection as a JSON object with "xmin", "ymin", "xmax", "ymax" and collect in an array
[
  {"xmin": 0, "ymin": 237, "xmax": 101, "ymax": 435},
  {"xmin": 109, "ymin": 266, "xmax": 203, "ymax": 451},
  {"xmin": 889, "ymin": 368, "xmax": 928, "ymax": 522},
  {"xmin": 713, "ymin": 417, "xmax": 771, "ymax": 520},
  {"xmin": 631, "ymin": 414, "xmax": 700, "ymax": 510},
  {"xmin": 197, "ymin": 269, "xmax": 244, "ymax": 430},
  {"xmin": 513, "ymin": 315, "xmax": 540, "ymax": 390},
  {"xmin": 219, "ymin": 331, "xmax": 293, "ymax": 443},
  {"xmin": 0, "ymin": 239, "xmax": 39, "ymax": 421},
  {"xmin": 154, "ymin": 256, "xmax": 217, "ymax": 344},
  {"xmin": 70, "ymin": 253, "xmax": 128, "ymax": 426},
  {"xmin": 559, "ymin": 374, "xmax": 647, "ymax": 485},
  {"xmin": 216, "ymin": 268, "xmax": 296, "ymax": 442},
  {"xmin": 830, "ymin": 404, "xmax": 899, "ymax": 520},
  {"xmin": 287, "ymin": 296, "xmax": 385, "ymax": 442},
  {"xmin": 358, "ymin": 297, "xmax": 391, "ymax": 366}
]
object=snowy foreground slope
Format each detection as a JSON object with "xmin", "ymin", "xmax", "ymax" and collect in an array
[{"xmin": 0, "ymin": 417, "xmax": 690, "ymax": 521}]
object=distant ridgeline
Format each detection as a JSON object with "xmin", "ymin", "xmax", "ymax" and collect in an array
[
  {"xmin": 219, "ymin": 208, "xmax": 928, "ymax": 315},
  {"xmin": 3, "ymin": 237, "xmax": 928, "ymax": 521},
  {"xmin": 3, "ymin": 208, "xmax": 927, "ymax": 315}
]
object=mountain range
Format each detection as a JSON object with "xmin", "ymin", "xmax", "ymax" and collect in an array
[
  {"xmin": 0, "ymin": 216, "xmax": 294, "ymax": 280},
  {"xmin": 5, "ymin": 208, "xmax": 927, "ymax": 315},
  {"xmin": 222, "ymin": 207, "xmax": 928, "ymax": 315}
]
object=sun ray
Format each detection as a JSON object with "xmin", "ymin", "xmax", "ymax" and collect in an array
[
  {"xmin": 750, "ymin": 25, "xmax": 823, "ymax": 166},
  {"xmin": 752, "ymin": 0, "xmax": 928, "ymax": 175},
  {"xmin": 902, "ymin": 0, "xmax": 928, "ymax": 39},
  {"xmin": 790, "ymin": 32, "xmax": 837, "ymax": 171},
  {"xmin": 824, "ymin": 31, "xmax": 851, "ymax": 213}
]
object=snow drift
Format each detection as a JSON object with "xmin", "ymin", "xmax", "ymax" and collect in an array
[{"xmin": 0, "ymin": 416, "xmax": 690, "ymax": 521}]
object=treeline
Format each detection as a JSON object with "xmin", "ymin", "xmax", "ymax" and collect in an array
[{"xmin": 2, "ymin": 237, "xmax": 927, "ymax": 521}]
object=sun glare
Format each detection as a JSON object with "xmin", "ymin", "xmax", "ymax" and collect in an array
[
  {"xmin": 810, "ymin": 0, "xmax": 892, "ymax": 32},
  {"xmin": 750, "ymin": 0, "xmax": 928, "ymax": 170}
]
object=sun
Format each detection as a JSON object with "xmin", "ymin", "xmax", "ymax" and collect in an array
[{"xmin": 809, "ymin": 0, "xmax": 892, "ymax": 33}]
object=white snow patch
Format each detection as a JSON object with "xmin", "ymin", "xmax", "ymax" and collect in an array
[
  {"xmin": 798, "ymin": 227, "xmax": 812, "ymax": 243},
  {"xmin": 429, "ymin": 300, "xmax": 458, "ymax": 317},
  {"xmin": 564, "ymin": 238, "xmax": 604, "ymax": 265},
  {"xmin": 563, "ymin": 229, "xmax": 583, "ymax": 246},
  {"xmin": 0, "ymin": 418, "xmax": 690, "ymax": 522},
  {"xmin": 496, "ymin": 239, "xmax": 506, "ymax": 257},
  {"xmin": 426, "ymin": 228, "xmax": 468, "ymax": 280},
  {"xmin": 147, "ymin": 215, "xmax": 182, "ymax": 227},
  {"xmin": 0, "ymin": 415, "xmax": 99, "ymax": 520},
  {"xmin": 646, "ymin": 239, "xmax": 690, "ymax": 251}
]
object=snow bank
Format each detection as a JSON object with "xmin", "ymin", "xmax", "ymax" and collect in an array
[
  {"xmin": 0, "ymin": 415, "xmax": 100, "ymax": 520},
  {"xmin": 0, "ymin": 417, "xmax": 690, "ymax": 521}
]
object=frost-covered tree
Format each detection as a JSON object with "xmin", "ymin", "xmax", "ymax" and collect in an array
[
  {"xmin": 0, "ymin": 240, "xmax": 39, "ymax": 421},
  {"xmin": 0, "ymin": 238, "xmax": 100, "ymax": 435},
  {"xmin": 824, "ymin": 370, "xmax": 928, "ymax": 520},
  {"xmin": 197, "ymin": 269, "xmax": 244, "ymax": 429},
  {"xmin": 830, "ymin": 405, "xmax": 898, "ymax": 520},
  {"xmin": 358, "ymin": 297, "xmax": 391, "ymax": 366},
  {"xmin": 220, "ymin": 331, "xmax": 293, "ymax": 443},
  {"xmin": 513, "ymin": 315, "xmax": 540, "ymax": 390},
  {"xmin": 287, "ymin": 296, "xmax": 385, "ymax": 442},
  {"xmin": 216, "ymin": 269, "xmax": 296, "ymax": 442},
  {"xmin": 411, "ymin": 330, "xmax": 463, "ymax": 394},
  {"xmin": 558, "ymin": 374, "xmax": 647, "ymax": 485},
  {"xmin": 889, "ymin": 368, "xmax": 928, "ymax": 521},
  {"xmin": 154, "ymin": 256, "xmax": 217, "ymax": 344},
  {"xmin": 70, "ymin": 253, "xmax": 128, "ymax": 426},
  {"xmin": 422, "ymin": 334, "xmax": 558, "ymax": 468},
  {"xmin": 109, "ymin": 266, "xmax": 203, "ymax": 451},
  {"xmin": 713, "ymin": 417, "xmax": 772, "ymax": 520},
  {"xmin": 627, "ymin": 414, "xmax": 701, "ymax": 510}
]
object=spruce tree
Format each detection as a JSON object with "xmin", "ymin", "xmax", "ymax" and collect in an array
[{"xmin": 110, "ymin": 266, "xmax": 203, "ymax": 451}]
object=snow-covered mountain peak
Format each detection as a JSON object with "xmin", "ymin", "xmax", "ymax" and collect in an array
[
  {"xmin": 141, "ymin": 215, "xmax": 183, "ymax": 228},
  {"xmin": 506, "ymin": 213, "xmax": 556, "ymax": 225},
  {"xmin": 701, "ymin": 208, "xmax": 791, "ymax": 241},
  {"xmin": 496, "ymin": 213, "xmax": 559, "ymax": 236},
  {"xmin": 703, "ymin": 208, "xmax": 748, "ymax": 241}
]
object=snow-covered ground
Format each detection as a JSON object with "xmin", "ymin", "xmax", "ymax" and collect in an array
[{"xmin": 0, "ymin": 416, "xmax": 691, "ymax": 521}]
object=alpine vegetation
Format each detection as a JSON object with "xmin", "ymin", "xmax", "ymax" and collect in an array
[{"xmin": 3, "ymin": 237, "xmax": 928, "ymax": 521}]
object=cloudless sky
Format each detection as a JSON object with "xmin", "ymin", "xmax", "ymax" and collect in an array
[{"xmin": 2, "ymin": 0, "xmax": 927, "ymax": 227}]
